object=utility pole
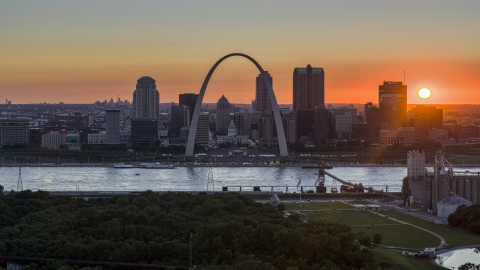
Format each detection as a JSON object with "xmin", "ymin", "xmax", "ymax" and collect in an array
[
  {"xmin": 17, "ymin": 166, "xmax": 23, "ymax": 192},
  {"xmin": 189, "ymin": 233, "xmax": 193, "ymax": 269}
]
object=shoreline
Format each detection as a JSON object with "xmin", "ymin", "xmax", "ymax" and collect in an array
[{"xmin": 1, "ymin": 163, "xmax": 480, "ymax": 168}]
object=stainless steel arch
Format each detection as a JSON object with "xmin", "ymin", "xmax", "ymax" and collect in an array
[{"xmin": 185, "ymin": 53, "xmax": 288, "ymax": 156}]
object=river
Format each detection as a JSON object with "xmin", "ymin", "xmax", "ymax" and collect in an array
[{"xmin": 1, "ymin": 166, "xmax": 479, "ymax": 193}]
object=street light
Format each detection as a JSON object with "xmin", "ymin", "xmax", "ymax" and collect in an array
[{"xmin": 189, "ymin": 233, "xmax": 193, "ymax": 269}]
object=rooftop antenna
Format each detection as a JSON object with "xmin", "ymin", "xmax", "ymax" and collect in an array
[
  {"xmin": 17, "ymin": 166, "xmax": 23, "ymax": 192},
  {"xmin": 403, "ymin": 69, "xmax": 406, "ymax": 84}
]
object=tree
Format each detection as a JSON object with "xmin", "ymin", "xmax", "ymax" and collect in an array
[
  {"xmin": 362, "ymin": 236, "xmax": 371, "ymax": 246},
  {"xmin": 373, "ymin": 233, "xmax": 382, "ymax": 245},
  {"xmin": 459, "ymin": 262, "xmax": 480, "ymax": 270}
]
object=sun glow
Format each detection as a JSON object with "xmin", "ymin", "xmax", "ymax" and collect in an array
[{"xmin": 418, "ymin": 88, "xmax": 432, "ymax": 99}]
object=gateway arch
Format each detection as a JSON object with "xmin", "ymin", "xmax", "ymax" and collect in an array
[{"xmin": 185, "ymin": 53, "xmax": 288, "ymax": 157}]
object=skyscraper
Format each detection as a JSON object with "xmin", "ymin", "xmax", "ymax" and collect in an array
[
  {"xmin": 293, "ymin": 64, "xmax": 324, "ymax": 111},
  {"xmin": 378, "ymin": 81, "xmax": 407, "ymax": 130},
  {"xmin": 364, "ymin": 102, "xmax": 381, "ymax": 144},
  {"xmin": 105, "ymin": 109, "xmax": 120, "ymax": 144},
  {"xmin": 196, "ymin": 111, "xmax": 210, "ymax": 145},
  {"xmin": 216, "ymin": 95, "xmax": 231, "ymax": 135},
  {"xmin": 179, "ymin": 93, "xmax": 199, "ymax": 125},
  {"xmin": 293, "ymin": 65, "xmax": 325, "ymax": 141},
  {"xmin": 254, "ymin": 71, "xmax": 273, "ymax": 113},
  {"xmin": 132, "ymin": 76, "xmax": 160, "ymax": 119},
  {"xmin": 170, "ymin": 104, "xmax": 188, "ymax": 141}
]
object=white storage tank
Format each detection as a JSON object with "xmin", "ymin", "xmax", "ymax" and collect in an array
[{"xmin": 437, "ymin": 194, "xmax": 472, "ymax": 218}]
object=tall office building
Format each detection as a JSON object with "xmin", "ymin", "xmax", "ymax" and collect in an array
[
  {"xmin": 254, "ymin": 72, "xmax": 273, "ymax": 113},
  {"xmin": 179, "ymin": 93, "xmax": 199, "ymax": 125},
  {"xmin": 408, "ymin": 105, "xmax": 443, "ymax": 142},
  {"xmin": 295, "ymin": 110, "xmax": 315, "ymax": 141},
  {"xmin": 131, "ymin": 118, "xmax": 158, "ymax": 145},
  {"xmin": 216, "ymin": 95, "xmax": 231, "ymax": 135},
  {"xmin": 196, "ymin": 112, "xmax": 210, "ymax": 145},
  {"xmin": 293, "ymin": 65, "xmax": 324, "ymax": 111},
  {"xmin": 379, "ymin": 81, "xmax": 407, "ymax": 130},
  {"xmin": 314, "ymin": 106, "xmax": 329, "ymax": 144},
  {"xmin": 170, "ymin": 105, "xmax": 188, "ymax": 141},
  {"xmin": 0, "ymin": 118, "xmax": 30, "ymax": 147},
  {"xmin": 327, "ymin": 105, "xmax": 357, "ymax": 139},
  {"xmin": 229, "ymin": 112, "xmax": 246, "ymax": 136},
  {"xmin": 258, "ymin": 114, "xmax": 278, "ymax": 149},
  {"xmin": 132, "ymin": 76, "xmax": 160, "ymax": 119},
  {"xmin": 364, "ymin": 102, "xmax": 381, "ymax": 144},
  {"xmin": 105, "ymin": 109, "xmax": 120, "ymax": 144},
  {"xmin": 293, "ymin": 64, "xmax": 325, "ymax": 141}
]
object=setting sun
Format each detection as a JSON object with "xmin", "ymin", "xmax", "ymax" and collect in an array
[{"xmin": 418, "ymin": 88, "xmax": 432, "ymax": 99}]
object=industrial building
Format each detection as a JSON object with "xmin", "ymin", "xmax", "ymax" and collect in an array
[{"xmin": 402, "ymin": 150, "xmax": 480, "ymax": 218}]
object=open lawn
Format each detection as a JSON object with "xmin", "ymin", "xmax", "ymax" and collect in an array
[
  {"xmin": 384, "ymin": 210, "xmax": 480, "ymax": 247},
  {"xmin": 288, "ymin": 201, "xmax": 480, "ymax": 251},
  {"xmin": 284, "ymin": 201, "xmax": 353, "ymax": 211},
  {"xmin": 303, "ymin": 210, "xmax": 440, "ymax": 249},
  {"xmin": 301, "ymin": 210, "xmax": 397, "ymax": 225},
  {"xmin": 351, "ymin": 225, "xmax": 440, "ymax": 250},
  {"xmin": 371, "ymin": 248, "xmax": 445, "ymax": 270}
]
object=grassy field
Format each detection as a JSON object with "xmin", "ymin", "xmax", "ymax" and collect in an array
[
  {"xmin": 371, "ymin": 249, "xmax": 445, "ymax": 270},
  {"xmin": 384, "ymin": 210, "xmax": 480, "ymax": 247},
  {"xmin": 351, "ymin": 225, "xmax": 440, "ymax": 250},
  {"xmin": 299, "ymin": 210, "xmax": 440, "ymax": 250},
  {"xmin": 284, "ymin": 201, "xmax": 353, "ymax": 211},
  {"xmin": 288, "ymin": 201, "xmax": 480, "ymax": 248},
  {"xmin": 302, "ymin": 210, "xmax": 397, "ymax": 225}
]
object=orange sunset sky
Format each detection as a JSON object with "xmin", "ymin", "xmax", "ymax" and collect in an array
[{"xmin": 1, "ymin": 1, "xmax": 479, "ymax": 105}]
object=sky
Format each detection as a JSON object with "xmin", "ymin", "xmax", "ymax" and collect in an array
[{"xmin": 1, "ymin": 0, "xmax": 479, "ymax": 105}]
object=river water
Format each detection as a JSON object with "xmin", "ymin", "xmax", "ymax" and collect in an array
[{"xmin": 1, "ymin": 166, "xmax": 479, "ymax": 193}]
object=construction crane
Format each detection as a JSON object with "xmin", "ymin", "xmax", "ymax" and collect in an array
[
  {"xmin": 313, "ymin": 163, "xmax": 401, "ymax": 199},
  {"xmin": 314, "ymin": 164, "xmax": 358, "ymax": 192},
  {"xmin": 435, "ymin": 150, "xmax": 453, "ymax": 176}
]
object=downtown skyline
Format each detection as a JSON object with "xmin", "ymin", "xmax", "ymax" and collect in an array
[{"xmin": 1, "ymin": 1, "xmax": 480, "ymax": 105}]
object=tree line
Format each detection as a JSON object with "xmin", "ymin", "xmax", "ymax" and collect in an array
[
  {"xmin": 0, "ymin": 186, "xmax": 377, "ymax": 269},
  {"xmin": 448, "ymin": 204, "xmax": 480, "ymax": 234}
]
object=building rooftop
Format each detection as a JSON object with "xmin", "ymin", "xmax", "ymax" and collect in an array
[{"xmin": 437, "ymin": 194, "xmax": 472, "ymax": 206}]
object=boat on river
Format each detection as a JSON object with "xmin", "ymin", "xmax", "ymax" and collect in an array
[
  {"xmin": 113, "ymin": 163, "xmax": 135, "ymax": 168},
  {"xmin": 138, "ymin": 162, "xmax": 175, "ymax": 169}
]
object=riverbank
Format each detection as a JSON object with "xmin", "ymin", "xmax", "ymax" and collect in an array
[{"xmin": 2, "ymin": 163, "xmax": 480, "ymax": 168}]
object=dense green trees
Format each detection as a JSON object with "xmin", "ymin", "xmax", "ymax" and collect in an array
[
  {"xmin": 448, "ymin": 204, "xmax": 480, "ymax": 234},
  {"xmin": 373, "ymin": 233, "xmax": 382, "ymax": 245},
  {"xmin": 0, "ymin": 186, "xmax": 374, "ymax": 269}
]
